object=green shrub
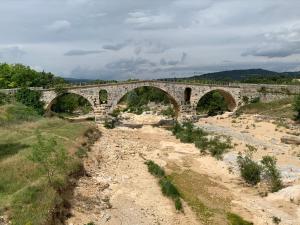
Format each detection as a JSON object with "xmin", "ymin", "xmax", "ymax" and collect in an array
[
  {"xmin": 162, "ymin": 106, "xmax": 176, "ymax": 118},
  {"xmin": 75, "ymin": 147, "xmax": 88, "ymax": 158},
  {"xmin": 227, "ymin": 213, "xmax": 253, "ymax": 225},
  {"xmin": 159, "ymin": 177, "xmax": 180, "ymax": 199},
  {"xmin": 0, "ymin": 92, "xmax": 11, "ymax": 105},
  {"xmin": 104, "ymin": 119, "xmax": 116, "ymax": 129},
  {"xmin": 293, "ymin": 95, "xmax": 300, "ymax": 121},
  {"xmin": 15, "ymin": 88, "xmax": 44, "ymax": 115},
  {"xmin": 261, "ymin": 156, "xmax": 283, "ymax": 192},
  {"xmin": 207, "ymin": 136, "xmax": 232, "ymax": 160},
  {"xmin": 145, "ymin": 160, "xmax": 165, "ymax": 178},
  {"xmin": 171, "ymin": 122, "xmax": 231, "ymax": 159},
  {"xmin": 175, "ymin": 197, "xmax": 183, "ymax": 211},
  {"xmin": 237, "ymin": 154, "xmax": 262, "ymax": 185},
  {"xmin": 250, "ymin": 97, "xmax": 260, "ymax": 104},
  {"xmin": 194, "ymin": 137, "xmax": 209, "ymax": 153},
  {"xmin": 272, "ymin": 216, "xmax": 281, "ymax": 224},
  {"xmin": 171, "ymin": 122, "xmax": 183, "ymax": 135}
]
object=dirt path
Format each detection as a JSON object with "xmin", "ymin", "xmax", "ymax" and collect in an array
[{"xmin": 67, "ymin": 114, "xmax": 300, "ymax": 225}]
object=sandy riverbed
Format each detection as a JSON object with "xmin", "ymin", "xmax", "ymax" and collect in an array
[{"xmin": 67, "ymin": 113, "xmax": 300, "ymax": 225}]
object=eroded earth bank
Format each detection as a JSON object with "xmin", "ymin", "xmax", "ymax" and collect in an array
[{"xmin": 67, "ymin": 113, "xmax": 300, "ymax": 225}]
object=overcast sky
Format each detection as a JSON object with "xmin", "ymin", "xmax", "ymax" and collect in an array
[{"xmin": 1, "ymin": 0, "xmax": 300, "ymax": 80}]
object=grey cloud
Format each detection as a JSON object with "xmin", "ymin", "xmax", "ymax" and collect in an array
[
  {"xmin": 1, "ymin": 0, "xmax": 300, "ymax": 79},
  {"xmin": 242, "ymin": 42, "xmax": 300, "ymax": 58},
  {"xmin": 0, "ymin": 46, "xmax": 26, "ymax": 59},
  {"xmin": 160, "ymin": 52, "xmax": 187, "ymax": 66},
  {"xmin": 46, "ymin": 20, "xmax": 71, "ymax": 33},
  {"xmin": 102, "ymin": 42, "xmax": 128, "ymax": 51},
  {"xmin": 242, "ymin": 25, "xmax": 300, "ymax": 58},
  {"xmin": 64, "ymin": 49, "xmax": 105, "ymax": 56}
]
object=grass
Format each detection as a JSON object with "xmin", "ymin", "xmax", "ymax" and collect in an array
[
  {"xmin": 237, "ymin": 97, "xmax": 295, "ymax": 119},
  {"xmin": 227, "ymin": 213, "xmax": 253, "ymax": 225},
  {"xmin": 167, "ymin": 166, "xmax": 253, "ymax": 225},
  {"xmin": 145, "ymin": 160, "xmax": 182, "ymax": 211},
  {"xmin": 0, "ymin": 103, "xmax": 96, "ymax": 225}
]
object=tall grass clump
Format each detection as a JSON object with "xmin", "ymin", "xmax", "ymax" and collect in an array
[{"xmin": 145, "ymin": 160, "xmax": 182, "ymax": 211}]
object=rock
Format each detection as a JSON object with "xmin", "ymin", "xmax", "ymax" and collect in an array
[{"xmin": 281, "ymin": 136, "xmax": 300, "ymax": 145}]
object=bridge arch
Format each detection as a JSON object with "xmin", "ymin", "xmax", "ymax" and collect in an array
[
  {"xmin": 112, "ymin": 85, "xmax": 181, "ymax": 117},
  {"xmin": 195, "ymin": 88, "xmax": 238, "ymax": 114},
  {"xmin": 44, "ymin": 90, "xmax": 96, "ymax": 112}
]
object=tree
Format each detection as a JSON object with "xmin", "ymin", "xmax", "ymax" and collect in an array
[
  {"xmin": 293, "ymin": 95, "xmax": 300, "ymax": 121},
  {"xmin": 15, "ymin": 88, "xmax": 44, "ymax": 115},
  {"xmin": 28, "ymin": 132, "xmax": 69, "ymax": 186}
]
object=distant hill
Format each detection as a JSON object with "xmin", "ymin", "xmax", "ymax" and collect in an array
[
  {"xmin": 188, "ymin": 69, "xmax": 281, "ymax": 81},
  {"xmin": 64, "ymin": 78, "xmax": 94, "ymax": 84},
  {"xmin": 160, "ymin": 69, "xmax": 300, "ymax": 84}
]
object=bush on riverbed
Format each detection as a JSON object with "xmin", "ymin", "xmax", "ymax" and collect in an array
[
  {"xmin": 237, "ymin": 154, "xmax": 262, "ymax": 185},
  {"xmin": 171, "ymin": 122, "xmax": 232, "ymax": 159}
]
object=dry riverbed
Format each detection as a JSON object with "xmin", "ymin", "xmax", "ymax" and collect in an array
[{"xmin": 67, "ymin": 113, "xmax": 300, "ymax": 225}]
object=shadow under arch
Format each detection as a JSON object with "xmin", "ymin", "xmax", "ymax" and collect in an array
[
  {"xmin": 46, "ymin": 91, "xmax": 95, "ymax": 114},
  {"xmin": 115, "ymin": 86, "xmax": 181, "ymax": 118},
  {"xmin": 197, "ymin": 89, "xmax": 237, "ymax": 113}
]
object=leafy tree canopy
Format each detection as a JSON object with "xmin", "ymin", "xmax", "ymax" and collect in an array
[{"xmin": 0, "ymin": 63, "xmax": 65, "ymax": 88}]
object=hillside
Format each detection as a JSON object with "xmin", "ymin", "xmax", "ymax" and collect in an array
[{"xmin": 161, "ymin": 69, "xmax": 300, "ymax": 84}]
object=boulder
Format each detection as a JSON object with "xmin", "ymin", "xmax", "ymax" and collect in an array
[{"xmin": 281, "ymin": 136, "xmax": 300, "ymax": 145}]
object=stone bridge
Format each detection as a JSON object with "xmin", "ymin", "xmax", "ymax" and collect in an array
[{"xmin": 38, "ymin": 81, "xmax": 300, "ymax": 122}]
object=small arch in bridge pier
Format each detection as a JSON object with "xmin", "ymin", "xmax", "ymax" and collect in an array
[
  {"xmin": 184, "ymin": 87, "xmax": 192, "ymax": 105},
  {"xmin": 99, "ymin": 89, "xmax": 108, "ymax": 104}
]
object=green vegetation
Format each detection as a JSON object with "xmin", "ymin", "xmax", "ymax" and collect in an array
[
  {"xmin": 104, "ymin": 118, "xmax": 117, "ymax": 129},
  {"xmin": 0, "ymin": 103, "xmax": 41, "ymax": 126},
  {"xmin": 145, "ymin": 160, "xmax": 165, "ymax": 177},
  {"xmin": 168, "ymin": 169, "xmax": 252, "ymax": 225},
  {"xmin": 145, "ymin": 160, "xmax": 182, "ymax": 211},
  {"xmin": 227, "ymin": 213, "xmax": 253, "ymax": 225},
  {"xmin": 0, "ymin": 103, "xmax": 96, "ymax": 225},
  {"xmin": 51, "ymin": 93, "xmax": 92, "ymax": 115},
  {"xmin": 197, "ymin": 91, "xmax": 229, "ymax": 116},
  {"xmin": 293, "ymin": 95, "xmax": 300, "ymax": 121},
  {"xmin": 237, "ymin": 153, "xmax": 283, "ymax": 192},
  {"xmin": 171, "ymin": 122, "xmax": 232, "ymax": 160},
  {"xmin": 237, "ymin": 154, "xmax": 261, "ymax": 185},
  {"xmin": 0, "ymin": 63, "xmax": 65, "ymax": 88},
  {"xmin": 0, "ymin": 92, "xmax": 12, "ymax": 105},
  {"xmin": 120, "ymin": 86, "xmax": 173, "ymax": 115},
  {"xmin": 15, "ymin": 88, "xmax": 44, "ymax": 115},
  {"xmin": 28, "ymin": 132, "xmax": 70, "ymax": 186},
  {"xmin": 237, "ymin": 97, "xmax": 295, "ymax": 119},
  {"xmin": 162, "ymin": 106, "xmax": 176, "ymax": 118},
  {"xmin": 261, "ymin": 156, "xmax": 283, "ymax": 192}
]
